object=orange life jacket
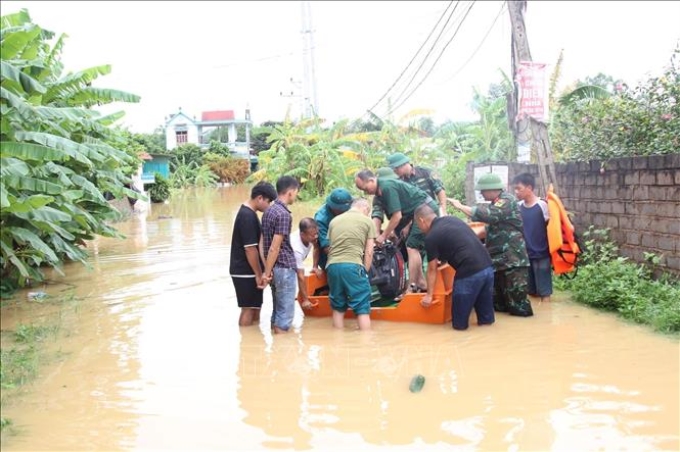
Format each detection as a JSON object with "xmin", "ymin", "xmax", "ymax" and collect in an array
[{"xmin": 546, "ymin": 184, "xmax": 581, "ymax": 275}]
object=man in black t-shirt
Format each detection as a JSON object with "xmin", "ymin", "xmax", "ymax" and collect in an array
[
  {"xmin": 230, "ymin": 181, "xmax": 277, "ymax": 326},
  {"xmin": 414, "ymin": 203, "xmax": 495, "ymax": 331}
]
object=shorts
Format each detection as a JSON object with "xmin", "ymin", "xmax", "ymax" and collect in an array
[
  {"xmin": 326, "ymin": 263, "xmax": 371, "ymax": 315},
  {"xmin": 231, "ymin": 276, "xmax": 263, "ymax": 308},
  {"xmin": 528, "ymin": 257, "xmax": 553, "ymax": 297}
]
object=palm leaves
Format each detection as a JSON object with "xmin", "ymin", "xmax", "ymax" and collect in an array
[
  {"xmin": 1, "ymin": 9, "xmax": 140, "ymax": 290},
  {"xmin": 559, "ymin": 85, "xmax": 612, "ymax": 106}
]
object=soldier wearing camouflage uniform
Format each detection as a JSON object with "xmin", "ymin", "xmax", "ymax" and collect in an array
[{"xmin": 448, "ymin": 173, "xmax": 534, "ymax": 317}]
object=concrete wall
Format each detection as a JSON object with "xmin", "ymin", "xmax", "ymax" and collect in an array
[{"xmin": 468, "ymin": 154, "xmax": 680, "ymax": 276}]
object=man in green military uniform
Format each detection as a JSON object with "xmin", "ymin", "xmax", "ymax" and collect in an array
[
  {"xmin": 355, "ymin": 168, "xmax": 439, "ymax": 292},
  {"xmin": 387, "ymin": 152, "xmax": 448, "ymax": 217},
  {"xmin": 370, "ymin": 167, "xmax": 405, "ymax": 239},
  {"xmin": 448, "ymin": 173, "xmax": 534, "ymax": 317}
]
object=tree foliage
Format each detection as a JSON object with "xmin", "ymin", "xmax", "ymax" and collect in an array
[
  {"xmin": 0, "ymin": 10, "xmax": 140, "ymax": 291},
  {"xmin": 204, "ymin": 153, "xmax": 249, "ymax": 185},
  {"xmin": 552, "ymin": 47, "xmax": 680, "ymax": 160},
  {"xmin": 148, "ymin": 173, "xmax": 170, "ymax": 203},
  {"xmin": 435, "ymin": 78, "xmax": 515, "ymax": 200}
]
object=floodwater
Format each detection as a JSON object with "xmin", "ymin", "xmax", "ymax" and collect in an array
[{"xmin": 1, "ymin": 186, "xmax": 678, "ymax": 451}]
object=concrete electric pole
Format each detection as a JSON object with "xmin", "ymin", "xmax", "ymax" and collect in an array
[
  {"xmin": 301, "ymin": 1, "xmax": 319, "ymax": 119},
  {"xmin": 279, "ymin": 77, "xmax": 304, "ymax": 121},
  {"xmin": 508, "ymin": 0, "xmax": 559, "ymax": 196}
]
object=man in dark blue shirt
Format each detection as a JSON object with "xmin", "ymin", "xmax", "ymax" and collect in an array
[{"xmin": 513, "ymin": 172, "xmax": 552, "ymax": 303}]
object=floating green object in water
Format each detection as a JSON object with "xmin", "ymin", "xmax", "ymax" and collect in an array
[{"xmin": 409, "ymin": 374, "xmax": 425, "ymax": 393}]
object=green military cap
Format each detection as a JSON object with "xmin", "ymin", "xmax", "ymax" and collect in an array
[
  {"xmin": 475, "ymin": 173, "xmax": 505, "ymax": 190},
  {"xmin": 387, "ymin": 152, "xmax": 410, "ymax": 169},
  {"xmin": 376, "ymin": 167, "xmax": 398, "ymax": 179}
]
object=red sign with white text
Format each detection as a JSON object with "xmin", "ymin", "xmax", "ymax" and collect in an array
[{"xmin": 516, "ymin": 61, "xmax": 548, "ymax": 122}]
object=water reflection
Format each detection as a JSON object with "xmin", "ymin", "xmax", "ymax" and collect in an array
[
  {"xmin": 549, "ymin": 376, "xmax": 675, "ymax": 451},
  {"xmin": 235, "ymin": 322, "xmax": 549, "ymax": 450}
]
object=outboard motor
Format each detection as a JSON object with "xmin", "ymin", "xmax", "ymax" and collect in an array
[{"xmin": 368, "ymin": 242, "xmax": 407, "ymax": 299}]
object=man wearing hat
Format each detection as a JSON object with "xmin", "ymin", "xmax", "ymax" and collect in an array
[
  {"xmin": 370, "ymin": 167, "xmax": 403, "ymax": 238},
  {"xmin": 355, "ymin": 169, "xmax": 439, "ymax": 293},
  {"xmin": 448, "ymin": 173, "xmax": 534, "ymax": 317},
  {"xmin": 313, "ymin": 187, "xmax": 353, "ymax": 273},
  {"xmin": 387, "ymin": 152, "xmax": 448, "ymax": 217}
]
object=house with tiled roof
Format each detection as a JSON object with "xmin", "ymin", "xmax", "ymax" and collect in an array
[{"xmin": 164, "ymin": 107, "xmax": 253, "ymax": 155}]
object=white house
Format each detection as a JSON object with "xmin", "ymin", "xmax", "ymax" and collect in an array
[
  {"xmin": 165, "ymin": 110, "xmax": 200, "ymax": 150},
  {"xmin": 164, "ymin": 108, "xmax": 252, "ymax": 156}
]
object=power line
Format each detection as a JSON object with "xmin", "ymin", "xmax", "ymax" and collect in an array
[
  {"xmin": 366, "ymin": 1, "xmax": 457, "ymax": 115},
  {"xmin": 384, "ymin": 1, "xmax": 477, "ymax": 118},
  {"xmin": 439, "ymin": 1, "xmax": 506, "ymax": 85},
  {"xmin": 377, "ymin": 1, "xmax": 462, "ymax": 115}
]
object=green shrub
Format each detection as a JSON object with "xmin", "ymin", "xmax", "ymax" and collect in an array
[
  {"xmin": 555, "ymin": 227, "xmax": 680, "ymax": 334},
  {"xmin": 148, "ymin": 173, "xmax": 170, "ymax": 203},
  {"xmin": 552, "ymin": 46, "xmax": 679, "ymax": 160}
]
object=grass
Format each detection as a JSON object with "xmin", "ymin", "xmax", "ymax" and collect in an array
[
  {"xmin": 554, "ymin": 228, "xmax": 680, "ymax": 336},
  {"xmin": 0, "ymin": 290, "xmax": 79, "ymax": 433}
]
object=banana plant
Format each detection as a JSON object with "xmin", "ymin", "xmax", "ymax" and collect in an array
[{"xmin": 1, "ymin": 9, "xmax": 140, "ymax": 291}]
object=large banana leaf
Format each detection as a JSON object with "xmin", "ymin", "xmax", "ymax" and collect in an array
[
  {"xmin": 0, "ymin": 24, "xmax": 41, "ymax": 61},
  {"xmin": 0, "ymin": 184, "xmax": 9, "ymax": 208},
  {"xmin": 7, "ymin": 227, "xmax": 59, "ymax": 262},
  {"xmin": 71, "ymin": 174, "xmax": 106, "ymax": 202},
  {"xmin": 39, "ymin": 33, "xmax": 66, "ymax": 82},
  {"xmin": 14, "ymin": 131, "xmax": 100, "ymax": 165},
  {"xmin": 0, "ymin": 140, "xmax": 86, "ymax": 164},
  {"xmin": 0, "ymin": 10, "xmax": 32, "ymax": 35},
  {"xmin": 0, "ymin": 157, "xmax": 30, "ymax": 177},
  {"xmin": 2, "ymin": 175, "xmax": 62, "ymax": 194},
  {"xmin": 48, "ymin": 233, "xmax": 86, "ymax": 263},
  {"xmin": 0, "ymin": 240, "xmax": 32, "ymax": 279},
  {"xmin": 16, "ymin": 205, "xmax": 72, "ymax": 223},
  {"xmin": 65, "ymin": 86, "xmax": 141, "ymax": 107},
  {"xmin": 1, "ymin": 85, "xmax": 41, "ymax": 119},
  {"xmin": 559, "ymin": 85, "xmax": 612, "ymax": 106},
  {"xmin": 97, "ymin": 110, "xmax": 126, "ymax": 125},
  {"xmin": 42, "ymin": 64, "xmax": 112, "ymax": 103},
  {"xmin": 2, "ymin": 194, "xmax": 53, "ymax": 213}
]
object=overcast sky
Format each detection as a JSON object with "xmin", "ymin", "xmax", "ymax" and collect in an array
[{"xmin": 4, "ymin": 1, "xmax": 679, "ymax": 132}]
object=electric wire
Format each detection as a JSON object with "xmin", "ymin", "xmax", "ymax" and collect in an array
[
  {"xmin": 377, "ymin": 1, "xmax": 463, "ymax": 115},
  {"xmin": 384, "ymin": 0, "xmax": 477, "ymax": 117},
  {"xmin": 366, "ymin": 0, "xmax": 458, "ymax": 115},
  {"xmin": 439, "ymin": 1, "xmax": 506, "ymax": 85}
]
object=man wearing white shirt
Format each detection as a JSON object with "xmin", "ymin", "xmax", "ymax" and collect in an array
[{"xmin": 290, "ymin": 217, "xmax": 320, "ymax": 309}]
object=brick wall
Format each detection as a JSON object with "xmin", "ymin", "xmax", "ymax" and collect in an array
[{"xmin": 468, "ymin": 154, "xmax": 680, "ymax": 276}]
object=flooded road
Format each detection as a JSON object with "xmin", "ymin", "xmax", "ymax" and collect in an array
[{"xmin": 1, "ymin": 186, "xmax": 678, "ymax": 451}]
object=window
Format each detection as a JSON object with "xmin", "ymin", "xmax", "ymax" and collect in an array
[{"xmin": 176, "ymin": 130, "xmax": 188, "ymax": 144}]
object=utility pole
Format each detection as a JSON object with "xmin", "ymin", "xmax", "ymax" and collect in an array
[
  {"xmin": 279, "ymin": 77, "xmax": 303, "ymax": 121},
  {"xmin": 301, "ymin": 1, "xmax": 319, "ymax": 119},
  {"xmin": 508, "ymin": 0, "xmax": 559, "ymax": 196}
]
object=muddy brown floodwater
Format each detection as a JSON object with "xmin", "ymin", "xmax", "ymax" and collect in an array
[{"xmin": 1, "ymin": 186, "xmax": 678, "ymax": 451}]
